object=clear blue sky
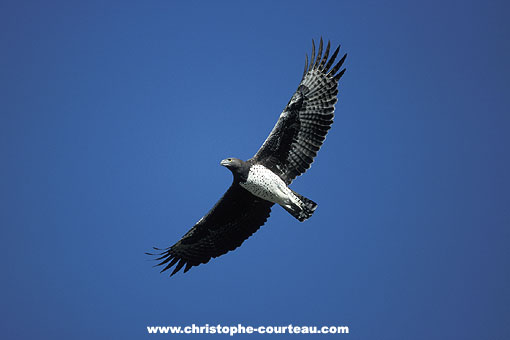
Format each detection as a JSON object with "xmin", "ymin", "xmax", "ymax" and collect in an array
[{"xmin": 1, "ymin": 1, "xmax": 509, "ymax": 339}]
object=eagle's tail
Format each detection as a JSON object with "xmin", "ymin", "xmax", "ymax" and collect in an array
[{"xmin": 282, "ymin": 191, "xmax": 317, "ymax": 222}]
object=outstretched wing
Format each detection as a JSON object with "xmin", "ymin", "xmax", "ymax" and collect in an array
[
  {"xmin": 147, "ymin": 184, "xmax": 273, "ymax": 276},
  {"xmin": 251, "ymin": 38, "xmax": 347, "ymax": 184}
]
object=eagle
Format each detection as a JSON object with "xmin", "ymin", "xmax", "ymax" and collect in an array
[{"xmin": 148, "ymin": 38, "xmax": 347, "ymax": 276}]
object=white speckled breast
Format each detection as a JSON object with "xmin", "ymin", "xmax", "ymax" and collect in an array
[{"xmin": 240, "ymin": 164, "xmax": 297, "ymax": 205}]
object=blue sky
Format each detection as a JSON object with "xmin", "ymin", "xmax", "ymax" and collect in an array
[{"xmin": 1, "ymin": 1, "xmax": 509, "ymax": 339}]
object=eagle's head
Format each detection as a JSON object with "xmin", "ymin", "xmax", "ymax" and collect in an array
[
  {"xmin": 220, "ymin": 157, "xmax": 243, "ymax": 169},
  {"xmin": 220, "ymin": 157, "xmax": 249, "ymax": 181}
]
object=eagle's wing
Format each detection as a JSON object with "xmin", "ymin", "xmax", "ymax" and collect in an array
[
  {"xmin": 251, "ymin": 38, "xmax": 346, "ymax": 184},
  {"xmin": 147, "ymin": 184, "xmax": 273, "ymax": 276}
]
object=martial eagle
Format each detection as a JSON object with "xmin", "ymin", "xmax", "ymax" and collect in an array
[{"xmin": 148, "ymin": 38, "xmax": 347, "ymax": 276}]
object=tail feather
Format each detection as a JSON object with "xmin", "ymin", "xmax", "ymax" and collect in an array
[{"xmin": 282, "ymin": 191, "xmax": 317, "ymax": 222}]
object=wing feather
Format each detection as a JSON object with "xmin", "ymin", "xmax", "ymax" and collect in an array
[
  {"xmin": 302, "ymin": 53, "xmax": 309, "ymax": 79},
  {"xmin": 313, "ymin": 37, "xmax": 323, "ymax": 69},
  {"xmin": 319, "ymin": 40, "xmax": 331, "ymax": 70},
  {"xmin": 323, "ymin": 45, "xmax": 340, "ymax": 73},
  {"xmin": 328, "ymin": 53, "xmax": 347, "ymax": 77},
  {"xmin": 251, "ymin": 40, "xmax": 347, "ymax": 184},
  {"xmin": 147, "ymin": 184, "xmax": 273, "ymax": 276},
  {"xmin": 309, "ymin": 39, "xmax": 316, "ymax": 71}
]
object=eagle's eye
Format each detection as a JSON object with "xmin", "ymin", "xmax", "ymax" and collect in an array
[{"xmin": 228, "ymin": 158, "xmax": 232, "ymax": 162}]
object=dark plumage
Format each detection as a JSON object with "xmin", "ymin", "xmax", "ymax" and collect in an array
[{"xmin": 147, "ymin": 38, "xmax": 347, "ymax": 276}]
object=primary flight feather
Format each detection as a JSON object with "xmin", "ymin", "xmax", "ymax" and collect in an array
[{"xmin": 147, "ymin": 38, "xmax": 347, "ymax": 276}]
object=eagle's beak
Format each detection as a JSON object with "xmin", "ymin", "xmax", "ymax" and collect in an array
[{"xmin": 220, "ymin": 159, "xmax": 229, "ymax": 167}]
